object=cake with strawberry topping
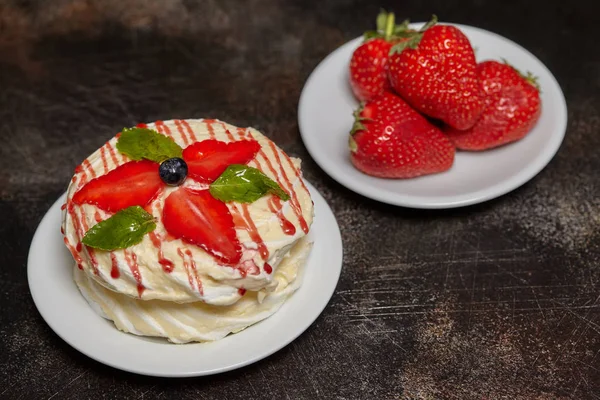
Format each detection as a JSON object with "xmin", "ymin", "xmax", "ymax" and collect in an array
[{"xmin": 62, "ymin": 119, "xmax": 314, "ymax": 342}]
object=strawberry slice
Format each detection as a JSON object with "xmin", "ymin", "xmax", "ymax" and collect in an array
[
  {"xmin": 162, "ymin": 187, "xmax": 242, "ymax": 265},
  {"xmin": 73, "ymin": 160, "xmax": 162, "ymax": 212},
  {"xmin": 182, "ymin": 139, "xmax": 260, "ymax": 183}
]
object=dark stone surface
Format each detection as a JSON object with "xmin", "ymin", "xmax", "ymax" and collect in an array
[{"xmin": 1, "ymin": 0, "xmax": 599, "ymax": 398}]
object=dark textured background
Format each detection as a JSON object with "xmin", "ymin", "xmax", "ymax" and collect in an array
[{"xmin": 1, "ymin": 0, "xmax": 599, "ymax": 399}]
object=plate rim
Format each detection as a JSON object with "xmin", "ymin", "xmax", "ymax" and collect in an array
[
  {"xmin": 27, "ymin": 181, "xmax": 343, "ymax": 377},
  {"xmin": 298, "ymin": 23, "xmax": 568, "ymax": 209}
]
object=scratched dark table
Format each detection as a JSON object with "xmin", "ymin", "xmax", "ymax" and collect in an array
[{"xmin": 1, "ymin": 0, "xmax": 599, "ymax": 399}]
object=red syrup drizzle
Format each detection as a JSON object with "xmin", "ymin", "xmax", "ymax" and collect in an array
[
  {"xmin": 177, "ymin": 248, "xmax": 203, "ymax": 294},
  {"xmin": 268, "ymin": 197, "xmax": 296, "ymax": 236},
  {"xmin": 180, "ymin": 119, "xmax": 198, "ymax": 142},
  {"xmin": 82, "ymin": 159, "xmax": 96, "ymax": 179},
  {"xmin": 99, "ymin": 146, "xmax": 109, "ymax": 172},
  {"xmin": 124, "ymin": 250, "xmax": 145, "ymax": 297},
  {"xmin": 66, "ymin": 202, "xmax": 85, "ymax": 270},
  {"xmin": 149, "ymin": 231, "xmax": 174, "ymax": 273},
  {"xmin": 94, "ymin": 211, "xmax": 103, "ymax": 223},
  {"xmin": 204, "ymin": 119, "xmax": 217, "ymax": 138},
  {"xmin": 241, "ymin": 129, "xmax": 297, "ymax": 236},
  {"xmin": 110, "ymin": 253, "xmax": 120, "ymax": 279},
  {"xmin": 264, "ymin": 263, "xmax": 273, "ymax": 274},
  {"xmin": 76, "ymin": 242, "xmax": 82, "ymax": 252},
  {"xmin": 136, "ymin": 123, "xmax": 148, "ymax": 128},
  {"xmin": 155, "ymin": 120, "xmax": 173, "ymax": 138},
  {"xmin": 61, "ymin": 203, "xmax": 67, "ymax": 211},
  {"xmin": 238, "ymin": 288, "xmax": 246, "ymax": 296},
  {"xmin": 173, "ymin": 119, "xmax": 190, "ymax": 146},
  {"xmin": 77, "ymin": 205, "xmax": 99, "ymax": 275},
  {"xmin": 230, "ymin": 203, "xmax": 269, "ymax": 260},
  {"xmin": 64, "ymin": 237, "xmax": 83, "ymax": 264},
  {"xmin": 60, "ymin": 226, "xmax": 64, "ymax": 235},
  {"xmin": 105, "ymin": 141, "xmax": 120, "ymax": 165},
  {"xmin": 267, "ymin": 141, "xmax": 309, "ymax": 234}
]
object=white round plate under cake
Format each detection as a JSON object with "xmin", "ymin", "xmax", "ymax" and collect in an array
[
  {"xmin": 298, "ymin": 23, "xmax": 568, "ymax": 209},
  {"xmin": 28, "ymin": 181, "xmax": 342, "ymax": 377}
]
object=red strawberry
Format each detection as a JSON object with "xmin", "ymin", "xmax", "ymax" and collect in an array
[
  {"xmin": 445, "ymin": 60, "xmax": 541, "ymax": 150},
  {"xmin": 388, "ymin": 17, "xmax": 484, "ymax": 130},
  {"xmin": 183, "ymin": 139, "xmax": 260, "ymax": 183},
  {"xmin": 349, "ymin": 92, "xmax": 455, "ymax": 178},
  {"xmin": 349, "ymin": 11, "xmax": 411, "ymax": 101},
  {"xmin": 162, "ymin": 187, "xmax": 242, "ymax": 265},
  {"xmin": 73, "ymin": 160, "xmax": 162, "ymax": 212}
]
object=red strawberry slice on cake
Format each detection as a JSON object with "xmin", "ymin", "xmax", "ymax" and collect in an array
[
  {"xmin": 162, "ymin": 187, "xmax": 242, "ymax": 265},
  {"xmin": 73, "ymin": 160, "xmax": 162, "ymax": 212},
  {"xmin": 183, "ymin": 139, "xmax": 260, "ymax": 183}
]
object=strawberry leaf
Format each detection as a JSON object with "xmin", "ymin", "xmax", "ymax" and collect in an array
[
  {"xmin": 82, "ymin": 206, "xmax": 156, "ymax": 251},
  {"xmin": 209, "ymin": 164, "xmax": 290, "ymax": 203},
  {"xmin": 419, "ymin": 14, "xmax": 438, "ymax": 32},
  {"xmin": 117, "ymin": 127, "xmax": 183, "ymax": 163}
]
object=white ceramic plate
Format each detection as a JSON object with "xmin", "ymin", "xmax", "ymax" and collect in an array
[
  {"xmin": 28, "ymin": 181, "xmax": 342, "ymax": 377},
  {"xmin": 298, "ymin": 23, "xmax": 567, "ymax": 208}
]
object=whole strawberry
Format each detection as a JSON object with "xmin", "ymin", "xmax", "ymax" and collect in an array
[
  {"xmin": 445, "ymin": 60, "xmax": 542, "ymax": 150},
  {"xmin": 349, "ymin": 11, "xmax": 411, "ymax": 102},
  {"xmin": 349, "ymin": 92, "xmax": 455, "ymax": 178},
  {"xmin": 388, "ymin": 16, "xmax": 484, "ymax": 130}
]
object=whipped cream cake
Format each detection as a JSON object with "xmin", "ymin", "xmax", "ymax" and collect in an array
[{"xmin": 61, "ymin": 119, "xmax": 314, "ymax": 343}]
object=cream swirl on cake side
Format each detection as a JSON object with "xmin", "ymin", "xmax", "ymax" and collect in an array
[
  {"xmin": 62, "ymin": 119, "xmax": 314, "ymax": 306},
  {"xmin": 75, "ymin": 237, "xmax": 312, "ymax": 343}
]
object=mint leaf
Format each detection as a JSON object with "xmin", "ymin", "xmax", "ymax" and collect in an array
[
  {"xmin": 117, "ymin": 127, "xmax": 183, "ymax": 163},
  {"xmin": 82, "ymin": 206, "xmax": 156, "ymax": 251},
  {"xmin": 209, "ymin": 164, "xmax": 290, "ymax": 203}
]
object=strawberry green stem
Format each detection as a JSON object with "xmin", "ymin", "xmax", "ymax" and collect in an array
[
  {"xmin": 384, "ymin": 12, "xmax": 395, "ymax": 41},
  {"xmin": 389, "ymin": 14, "xmax": 438, "ymax": 55}
]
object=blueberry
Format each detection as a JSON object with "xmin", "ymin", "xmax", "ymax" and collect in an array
[{"xmin": 159, "ymin": 157, "xmax": 188, "ymax": 186}]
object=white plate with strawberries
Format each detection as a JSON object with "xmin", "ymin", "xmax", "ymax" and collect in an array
[{"xmin": 298, "ymin": 15, "xmax": 567, "ymax": 208}]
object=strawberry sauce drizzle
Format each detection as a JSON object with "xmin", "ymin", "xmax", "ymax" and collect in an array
[
  {"xmin": 238, "ymin": 288, "xmax": 246, "ymax": 296},
  {"xmin": 94, "ymin": 211, "xmax": 103, "ymax": 223},
  {"xmin": 61, "ymin": 203, "xmax": 67, "ymax": 211},
  {"xmin": 136, "ymin": 123, "xmax": 148, "ymax": 128},
  {"xmin": 149, "ymin": 231, "xmax": 174, "ymax": 273},
  {"xmin": 204, "ymin": 119, "xmax": 217, "ymax": 138},
  {"xmin": 82, "ymin": 159, "xmax": 96, "ymax": 178},
  {"xmin": 154, "ymin": 120, "xmax": 172, "ymax": 137},
  {"xmin": 264, "ymin": 263, "xmax": 273, "ymax": 274},
  {"xmin": 177, "ymin": 248, "xmax": 203, "ymax": 294},
  {"xmin": 110, "ymin": 253, "xmax": 120, "ymax": 279},
  {"xmin": 231, "ymin": 203, "xmax": 269, "ymax": 260},
  {"xmin": 99, "ymin": 146, "xmax": 109, "ymax": 172},
  {"xmin": 267, "ymin": 141, "xmax": 309, "ymax": 234},
  {"xmin": 173, "ymin": 119, "xmax": 190, "ymax": 146},
  {"xmin": 268, "ymin": 196, "xmax": 296, "ymax": 236},
  {"xmin": 64, "ymin": 237, "xmax": 83, "ymax": 264},
  {"xmin": 124, "ymin": 250, "xmax": 145, "ymax": 297},
  {"xmin": 105, "ymin": 142, "xmax": 119, "ymax": 165},
  {"xmin": 242, "ymin": 129, "xmax": 300, "ymax": 236},
  {"xmin": 181, "ymin": 119, "xmax": 198, "ymax": 142},
  {"xmin": 77, "ymin": 206, "xmax": 99, "ymax": 275}
]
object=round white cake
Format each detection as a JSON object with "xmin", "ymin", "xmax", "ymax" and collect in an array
[{"xmin": 62, "ymin": 119, "xmax": 314, "ymax": 342}]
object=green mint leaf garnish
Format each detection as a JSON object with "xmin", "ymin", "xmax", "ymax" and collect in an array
[
  {"xmin": 82, "ymin": 206, "xmax": 156, "ymax": 251},
  {"xmin": 117, "ymin": 127, "xmax": 183, "ymax": 163},
  {"xmin": 209, "ymin": 164, "xmax": 290, "ymax": 203}
]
